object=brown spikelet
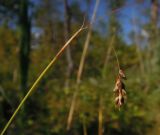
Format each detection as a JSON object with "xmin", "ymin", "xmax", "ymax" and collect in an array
[
  {"xmin": 119, "ymin": 69, "xmax": 127, "ymax": 79},
  {"xmin": 113, "ymin": 69, "xmax": 127, "ymax": 109}
]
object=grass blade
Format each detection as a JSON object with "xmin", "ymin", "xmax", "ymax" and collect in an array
[{"xmin": 0, "ymin": 24, "xmax": 87, "ymax": 135}]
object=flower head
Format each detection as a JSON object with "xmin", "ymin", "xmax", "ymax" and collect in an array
[{"xmin": 113, "ymin": 69, "xmax": 127, "ymax": 109}]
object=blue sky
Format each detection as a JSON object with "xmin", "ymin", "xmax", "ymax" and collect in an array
[
  {"xmin": 117, "ymin": 0, "xmax": 151, "ymax": 44},
  {"xmin": 93, "ymin": 0, "xmax": 151, "ymax": 44},
  {"xmin": 30, "ymin": 0, "xmax": 155, "ymax": 44},
  {"xmin": 67, "ymin": 0, "xmax": 152, "ymax": 44}
]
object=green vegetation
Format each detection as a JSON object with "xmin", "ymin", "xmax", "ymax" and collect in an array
[{"xmin": 0, "ymin": 0, "xmax": 160, "ymax": 135}]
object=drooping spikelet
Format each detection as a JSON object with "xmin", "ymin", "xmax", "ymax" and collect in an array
[{"xmin": 113, "ymin": 69, "xmax": 127, "ymax": 109}]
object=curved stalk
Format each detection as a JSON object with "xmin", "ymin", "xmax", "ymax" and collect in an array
[{"xmin": 0, "ymin": 24, "xmax": 87, "ymax": 135}]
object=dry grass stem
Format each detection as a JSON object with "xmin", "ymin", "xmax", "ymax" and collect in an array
[
  {"xmin": 67, "ymin": 0, "xmax": 100, "ymax": 130},
  {"xmin": 0, "ymin": 23, "xmax": 87, "ymax": 135}
]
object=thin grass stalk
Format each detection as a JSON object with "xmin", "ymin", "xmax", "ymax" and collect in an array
[
  {"xmin": 0, "ymin": 24, "xmax": 87, "ymax": 135},
  {"xmin": 99, "ymin": 33, "xmax": 116, "ymax": 135},
  {"xmin": 67, "ymin": 0, "xmax": 100, "ymax": 130},
  {"xmin": 77, "ymin": 0, "xmax": 100, "ymax": 84},
  {"xmin": 98, "ymin": 97, "xmax": 103, "ymax": 135},
  {"xmin": 83, "ymin": 119, "xmax": 88, "ymax": 135},
  {"xmin": 102, "ymin": 34, "xmax": 115, "ymax": 78},
  {"xmin": 112, "ymin": 46, "xmax": 120, "ymax": 70},
  {"xmin": 98, "ymin": 36, "xmax": 115, "ymax": 135}
]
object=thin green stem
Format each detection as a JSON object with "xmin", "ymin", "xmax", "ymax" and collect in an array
[
  {"xmin": 102, "ymin": 34, "xmax": 115, "ymax": 78},
  {"xmin": 0, "ymin": 25, "xmax": 86, "ymax": 135},
  {"xmin": 112, "ymin": 46, "xmax": 120, "ymax": 70}
]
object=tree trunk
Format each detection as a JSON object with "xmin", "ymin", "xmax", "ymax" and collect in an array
[
  {"xmin": 19, "ymin": 0, "xmax": 31, "ymax": 92},
  {"xmin": 150, "ymin": 0, "xmax": 158, "ymax": 72},
  {"xmin": 18, "ymin": 0, "xmax": 31, "ymax": 132},
  {"xmin": 151, "ymin": 0, "xmax": 158, "ymax": 28},
  {"xmin": 64, "ymin": 0, "xmax": 73, "ymax": 88}
]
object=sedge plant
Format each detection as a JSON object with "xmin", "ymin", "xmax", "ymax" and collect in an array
[{"xmin": 0, "ymin": 23, "xmax": 87, "ymax": 135}]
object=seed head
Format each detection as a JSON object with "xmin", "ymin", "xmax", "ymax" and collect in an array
[{"xmin": 113, "ymin": 69, "xmax": 127, "ymax": 109}]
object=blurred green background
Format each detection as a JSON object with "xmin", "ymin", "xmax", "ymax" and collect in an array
[{"xmin": 0, "ymin": 0, "xmax": 160, "ymax": 134}]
